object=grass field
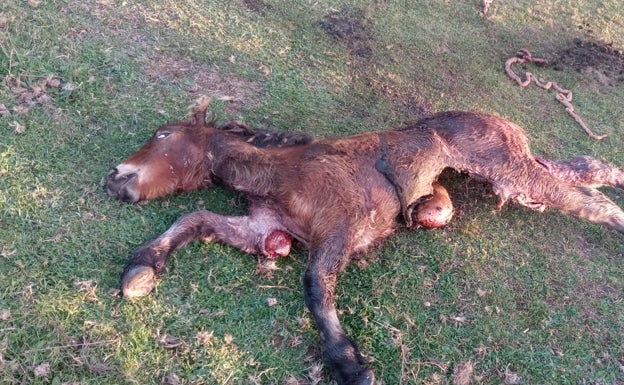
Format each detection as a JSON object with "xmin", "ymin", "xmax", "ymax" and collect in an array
[{"xmin": 1, "ymin": 0, "xmax": 623, "ymax": 384}]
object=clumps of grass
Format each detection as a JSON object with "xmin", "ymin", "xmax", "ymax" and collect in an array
[{"xmin": 2, "ymin": 75, "xmax": 63, "ymax": 121}]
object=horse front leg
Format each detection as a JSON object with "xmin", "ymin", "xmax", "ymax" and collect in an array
[
  {"xmin": 304, "ymin": 231, "xmax": 375, "ymax": 385},
  {"xmin": 121, "ymin": 208, "xmax": 291, "ymax": 297}
]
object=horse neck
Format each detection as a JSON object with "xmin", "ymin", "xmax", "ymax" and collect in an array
[{"xmin": 208, "ymin": 133, "xmax": 279, "ymax": 197}]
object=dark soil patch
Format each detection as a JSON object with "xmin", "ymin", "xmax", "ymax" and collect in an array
[
  {"xmin": 319, "ymin": 8, "xmax": 432, "ymax": 120},
  {"xmin": 552, "ymin": 39, "xmax": 624, "ymax": 87},
  {"xmin": 242, "ymin": 0, "xmax": 269, "ymax": 14},
  {"xmin": 320, "ymin": 8, "xmax": 373, "ymax": 59},
  {"xmin": 396, "ymin": 94, "xmax": 432, "ymax": 118}
]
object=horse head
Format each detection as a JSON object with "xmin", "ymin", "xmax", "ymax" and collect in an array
[{"xmin": 105, "ymin": 96, "xmax": 215, "ymax": 202}]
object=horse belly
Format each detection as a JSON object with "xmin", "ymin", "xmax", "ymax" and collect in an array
[
  {"xmin": 350, "ymin": 186, "xmax": 399, "ymax": 253},
  {"xmin": 351, "ymin": 224, "xmax": 395, "ymax": 253}
]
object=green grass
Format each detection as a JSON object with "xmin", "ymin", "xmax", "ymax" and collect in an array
[{"xmin": 1, "ymin": 0, "xmax": 624, "ymax": 384}]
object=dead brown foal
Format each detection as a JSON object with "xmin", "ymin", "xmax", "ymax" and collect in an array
[{"xmin": 107, "ymin": 97, "xmax": 624, "ymax": 385}]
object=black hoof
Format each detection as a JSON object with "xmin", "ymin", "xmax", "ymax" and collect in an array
[
  {"xmin": 350, "ymin": 368, "xmax": 375, "ymax": 385},
  {"xmin": 121, "ymin": 265, "xmax": 156, "ymax": 298}
]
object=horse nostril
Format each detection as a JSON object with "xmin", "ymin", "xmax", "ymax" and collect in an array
[
  {"xmin": 107, "ymin": 168, "xmax": 137, "ymax": 183},
  {"xmin": 105, "ymin": 164, "xmax": 142, "ymax": 202},
  {"xmin": 106, "ymin": 169, "xmax": 136, "ymax": 190}
]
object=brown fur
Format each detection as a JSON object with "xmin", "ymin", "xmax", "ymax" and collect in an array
[{"xmin": 106, "ymin": 99, "xmax": 624, "ymax": 385}]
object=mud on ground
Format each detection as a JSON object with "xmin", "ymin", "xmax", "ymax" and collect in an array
[
  {"xmin": 552, "ymin": 38, "xmax": 624, "ymax": 87},
  {"xmin": 319, "ymin": 7, "xmax": 431, "ymax": 119},
  {"xmin": 320, "ymin": 7, "xmax": 373, "ymax": 59}
]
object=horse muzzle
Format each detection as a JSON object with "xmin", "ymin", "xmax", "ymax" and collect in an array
[{"xmin": 105, "ymin": 167, "xmax": 140, "ymax": 203}]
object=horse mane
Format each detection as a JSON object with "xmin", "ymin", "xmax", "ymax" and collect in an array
[
  {"xmin": 217, "ymin": 121, "xmax": 315, "ymax": 148},
  {"xmin": 189, "ymin": 95, "xmax": 314, "ymax": 148}
]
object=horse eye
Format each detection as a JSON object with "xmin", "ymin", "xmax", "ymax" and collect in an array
[{"xmin": 156, "ymin": 131, "xmax": 171, "ymax": 139}]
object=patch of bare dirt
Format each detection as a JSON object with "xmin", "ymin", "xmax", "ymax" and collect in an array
[
  {"xmin": 319, "ymin": 8, "xmax": 432, "ymax": 120},
  {"xmin": 320, "ymin": 8, "xmax": 373, "ymax": 59},
  {"xmin": 573, "ymin": 267, "xmax": 622, "ymax": 320},
  {"xmin": 552, "ymin": 39, "xmax": 624, "ymax": 87},
  {"xmin": 383, "ymin": 84, "xmax": 433, "ymax": 119},
  {"xmin": 242, "ymin": 0, "xmax": 269, "ymax": 14},
  {"xmin": 143, "ymin": 55, "xmax": 264, "ymax": 115}
]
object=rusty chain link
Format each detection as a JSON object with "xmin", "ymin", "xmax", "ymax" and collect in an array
[{"xmin": 505, "ymin": 49, "xmax": 607, "ymax": 140}]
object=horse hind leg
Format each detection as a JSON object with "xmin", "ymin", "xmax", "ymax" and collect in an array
[
  {"xmin": 303, "ymin": 225, "xmax": 375, "ymax": 385},
  {"xmin": 530, "ymin": 156, "xmax": 624, "ymax": 233},
  {"xmin": 537, "ymin": 181, "xmax": 624, "ymax": 234},
  {"xmin": 487, "ymin": 163, "xmax": 624, "ymax": 234},
  {"xmin": 536, "ymin": 156, "xmax": 624, "ymax": 189}
]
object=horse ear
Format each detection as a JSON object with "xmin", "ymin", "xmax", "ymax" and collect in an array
[{"xmin": 189, "ymin": 95, "xmax": 212, "ymax": 126}]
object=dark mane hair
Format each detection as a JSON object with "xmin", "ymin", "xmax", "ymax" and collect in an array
[{"xmin": 218, "ymin": 121, "xmax": 314, "ymax": 148}]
